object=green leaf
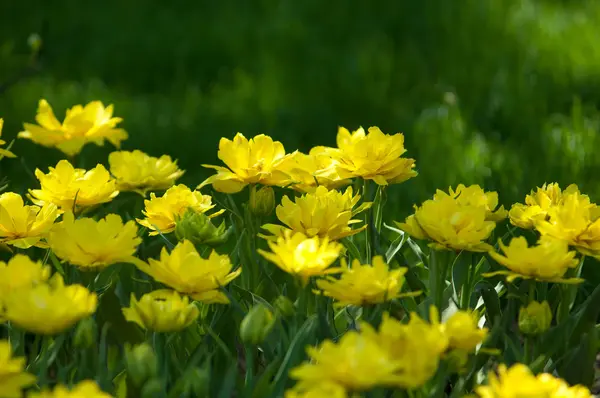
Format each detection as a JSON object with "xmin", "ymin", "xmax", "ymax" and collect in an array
[
  {"xmin": 560, "ymin": 331, "xmax": 597, "ymax": 387},
  {"xmin": 217, "ymin": 361, "xmax": 239, "ymax": 398},
  {"xmin": 96, "ymin": 285, "xmax": 145, "ymax": 346},
  {"xmin": 251, "ymin": 358, "xmax": 282, "ymax": 398},
  {"xmin": 477, "ymin": 281, "xmax": 502, "ymax": 324}
]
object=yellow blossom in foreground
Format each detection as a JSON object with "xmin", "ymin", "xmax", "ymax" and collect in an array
[
  {"xmin": 290, "ymin": 331, "xmax": 405, "ymax": 392},
  {"xmin": 313, "ymin": 126, "xmax": 417, "ymax": 185},
  {"xmin": 3, "ymin": 275, "xmax": 97, "ymax": 335},
  {"xmin": 487, "ymin": 236, "xmax": 581, "ymax": 284},
  {"xmin": 18, "ymin": 99, "xmax": 127, "ymax": 157},
  {"xmin": 443, "ymin": 310, "xmax": 488, "ymax": 351},
  {"xmin": 137, "ymin": 184, "xmax": 223, "ymax": 236},
  {"xmin": 109, "ymin": 150, "xmax": 185, "ymax": 195},
  {"xmin": 434, "ymin": 184, "xmax": 507, "ymax": 222},
  {"xmin": 508, "ymin": 183, "xmax": 589, "ymax": 229},
  {"xmin": 0, "ymin": 340, "xmax": 36, "ymax": 398},
  {"xmin": 535, "ymin": 192, "xmax": 600, "ymax": 258},
  {"xmin": 316, "ymin": 256, "xmax": 418, "ymax": 307},
  {"xmin": 135, "ymin": 240, "xmax": 241, "ymax": 304},
  {"xmin": 278, "ymin": 150, "xmax": 350, "ymax": 193},
  {"xmin": 0, "ymin": 192, "xmax": 59, "ymax": 249},
  {"xmin": 397, "ymin": 194, "xmax": 496, "ymax": 252},
  {"xmin": 123, "ymin": 289, "xmax": 200, "ymax": 332},
  {"xmin": 199, "ymin": 133, "xmax": 295, "ymax": 193},
  {"xmin": 29, "ymin": 160, "xmax": 119, "ymax": 210},
  {"xmin": 0, "ymin": 119, "xmax": 16, "ymax": 159},
  {"xmin": 48, "ymin": 212, "xmax": 142, "ymax": 271},
  {"xmin": 476, "ymin": 363, "xmax": 592, "ymax": 398},
  {"xmin": 28, "ymin": 380, "xmax": 113, "ymax": 398},
  {"xmin": 258, "ymin": 231, "xmax": 342, "ymax": 282},
  {"xmin": 285, "ymin": 382, "xmax": 348, "ymax": 398},
  {"xmin": 262, "ymin": 186, "xmax": 371, "ymax": 241},
  {"xmin": 0, "ymin": 255, "xmax": 51, "ymax": 306},
  {"xmin": 361, "ymin": 311, "xmax": 449, "ymax": 389}
]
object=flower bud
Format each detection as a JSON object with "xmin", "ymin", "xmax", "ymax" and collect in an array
[
  {"xmin": 125, "ymin": 343, "xmax": 158, "ymax": 387},
  {"xmin": 174, "ymin": 208, "xmax": 230, "ymax": 247},
  {"xmin": 249, "ymin": 186, "xmax": 275, "ymax": 217},
  {"xmin": 273, "ymin": 295, "xmax": 295, "ymax": 318},
  {"xmin": 73, "ymin": 317, "xmax": 96, "ymax": 349},
  {"xmin": 240, "ymin": 304, "xmax": 276, "ymax": 345},
  {"xmin": 446, "ymin": 348, "xmax": 469, "ymax": 375},
  {"xmin": 519, "ymin": 300, "xmax": 552, "ymax": 336}
]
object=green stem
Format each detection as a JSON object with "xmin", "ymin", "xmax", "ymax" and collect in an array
[
  {"xmin": 528, "ymin": 280, "xmax": 536, "ymax": 304},
  {"xmin": 363, "ymin": 179, "xmax": 372, "ymax": 261},
  {"xmin": 524, "ymin": 337, "xmax": 532, "ymax": 365},
  {"xmin": 244, "ymin": 344, "xmax": 255, "ymax": 391},
  {"xmin": 460, "ymin": 253, "xmax": 475, "ymax": 309},
  {"xmin": 430, "ymin": 250, "xmax": 450, "ymax": 312},
  {"xmin": 557, "ymin": 256, "xmax": 585, "ymax": 323}
]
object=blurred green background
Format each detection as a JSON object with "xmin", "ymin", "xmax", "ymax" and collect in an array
[{"xmin": 2, "ymin": 0, "xmax": 600, "ymax": 212}]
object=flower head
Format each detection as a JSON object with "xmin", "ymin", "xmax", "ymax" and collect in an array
[
  {"xmin": 0, "ymin": 192, "xmax": 59, "ymax": 248},
  {"xmin": 3, "ymin": 275, "xmax": 97, "ymax": 335},
  {"xmin": 361, "ymin": 311, "xmax": 449, "ymax": 389},
  {"xmin": 48, "ymin": 212, "xmax": 141, "ymax": 271},
  {"xmin": 535, "ymin": 192, "xmax": 600, "ymax": 258},
  {"xmin": 278, "ymin": 150, "xmax": 350, "ymax": 193},
  {"xmin": 199, "ymin": 133, "xmax": 295, "ymax": 193},
  {"xmin": 29, "ymin": 160, "xmax": 119, "ymax": 210},
  {"xmin": 258, "ymin": 231, "xmax": 342, "ymax": 282},
  {"xmin": 0, "ymin": 340, "xmax": 36, "ymax": 398},
  {"xmin": 137, "ymin": 184, "xmax": 223, "ymax": 236},
  {"xmin": 435, "ymin": 184, "xmax": 507, "ymax": 222},
  {"xmin": 443, "ymin": 310, "xmax": 488, "ymax": 351},
  {"xmin": 135, "ymin": 240, "xmax": 241, "ymax": 304},
  {"xmin": 19, "ymin": 99, "xmax": 127, "ymax": 156},
  {"xmin": 312, "ymin": 126, "xmax": 417, "ymax": 185},
  {"xmin": 285, "ymin": 382, "xmax": 347, "ymax": 398},
  {"xmin": 519, "ymin": 301, "xmax": 552, "ymax": 336},
  {"xmin": 316, "ymin": 256, "xmax": 418, "ymax": 307},
  {"xmin": 262, "ymin": 186, "xmax": 371, "ymax": 241},
  {"xmin": 28, "ymin": 380, "xmax": 112, "ymax": 398},
  {"xmin": 109, "ymin": 150, "xmax": 185, "ymax": 195},
  {"xmin": 397, "ymin": 188, "xmax": 498, "ymax": 252},
  {"xmin": 0, "ymin": 255, "xmax": 51, "ymax": 308},
  {"xmin": 487, "ymin": 236, "xmax": 581, "ymax": 284},
  {"xmin": 122, "ymin": 289, "xmax": 200, "ymax": 332},
  {"xmin": 0, "ymin": 118, "xmax": 16, "ymax": 159},
  {"xmin": 509, "ymin": 183, "xmax": 588, "ymax": 229},
  {"xmin": 476, "ymin": 363, "xmax": 592, "ymax": 398},
  {"xmin": 289, "ymin": 331, "xmax": 405, "ymax": 392}
]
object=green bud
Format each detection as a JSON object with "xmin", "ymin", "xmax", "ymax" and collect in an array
[
  {"xmin": 27, "ymin": 33, "xmax": 42, "ymax": 53},
  {"xmin": 73, "ymin": 317, "xmax": 96, "ymax": 349},
  {"xmin": 249, "ymin": 186, "xmax": 275, "ymax": 217},
  {"xmin": 519, "ymin": 300, "xmax": 552, "ymax": 336},
  {"xmin": 273, "ymin": 295, "xmax": 295, "ymax": 318},
  {"xmin": 240, "ymin": 304, "xmax": 276, "ymax": 345},
  {"xmin": 445, "ymin": 349, "xmax": 469, "ymax": 375},
  {"xmin": 125, "ymin": 343, "xmax": 158, "ymax": 387},
  {"xmin": 174, "ymin": 208, "xmax": 231, "ymax": 247},
  {"xmin": 141, "ymin": 378, "xmax": 164, "ymax": 398}
]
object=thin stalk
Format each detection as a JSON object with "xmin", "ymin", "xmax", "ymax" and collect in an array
[{"xmin": 363, "ymin": 179, "xmax": 372, "ymax": 261}]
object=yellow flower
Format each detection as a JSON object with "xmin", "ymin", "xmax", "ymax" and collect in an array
[
  {"xmin": 0, "ymin": 118, "xmax": 16, "ymax": 159},
  {"xmin": 397, "ymin": 194, "xmax": 496, "ymax": 252},
  {"xmin": 199, "ymin": 133, "xmax": 295, "ymax": 193},
  {"xmin": 29, "ymin": 160, "xmax": 119, "ymax": 210},
  {"xmin": 312, "ymin": 126, "xmax": 417, "ymax": 185},
  {"xmin": 0, "ymin": 340, "xmax": 36, "ymax": 398},
  {"xmin": 535, "ymin": 192, "xmax": 600, "ymax": 258},
  {"xmin": 3, "ymin": 275, "xmax": 97, "ymax": 335},
  {"xmin": 285, "ymin": 382, "xmax": 348, "ymax": 398},
  {"xmin": 315, "ymin": 256, "xmax": 419, "ymax": 307},
  {"xmin": 258, "ymin": 231, "xmax": 342, "ymax": 282},
  {"xmin": 443, "ymin": 310, "xmax": 488, "ymax": 351},
  {"xmin": 122, "ymin": 289, "xmax": 200, "ymax": 332},
  {"xmin": 28, "ymin": 380, "xmax": 112, "ymax": 398},
  {"xmin": 262, "ymin": 186, "xmax": 371, "ymax": 241},
  {"xmin": 289, "ymin": 331, "xmax": 405, "ymax": 392},
  {"xmin": 0, "ymin": 255, "xmax": 51, "ymax": 307},
  {"xmin": 509, "ymin": 183, "xmax": 589, "ymax": 229},
  {"xmin": 109, "ymin": 150, "xmax": 185, "ymax": 195},
  {"xmin": 0, "ymin": 192, "xmax": 59, "ymax": 249},
  {"xmin": 19, "ymin": 99, "xmax": 127, "ymax": 157},
  {"xmin": 519, "ymin": 300, "xmax": 552, "ymax": 336},
  {"xmin": 487, "ymin": 236, "xmax": 581, "ymax": 284},
  {"xmin": 137, "ymin": 184, "xmax": 223, "ymax": 236},
  {"xmin": 48, "ymin": 212, "xmax": 142, "ymax": 271},
  {"xmin": 135, "ymin": 240, "xmax": 241, "ymax": 304},
  {"xmin": 278, "ymin": 150, "xmax": 351, "ymax": 193},
  {"xmin": 434, "ymin": 184, "xmax": 507, "ymax": 222},
  {"xmin": 476, "ymin": 363, "xmax": 592, "ymax": 398},
  {"xmin": 361, "ymin": 311, "xmax": 449, "ymax": 389}
]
